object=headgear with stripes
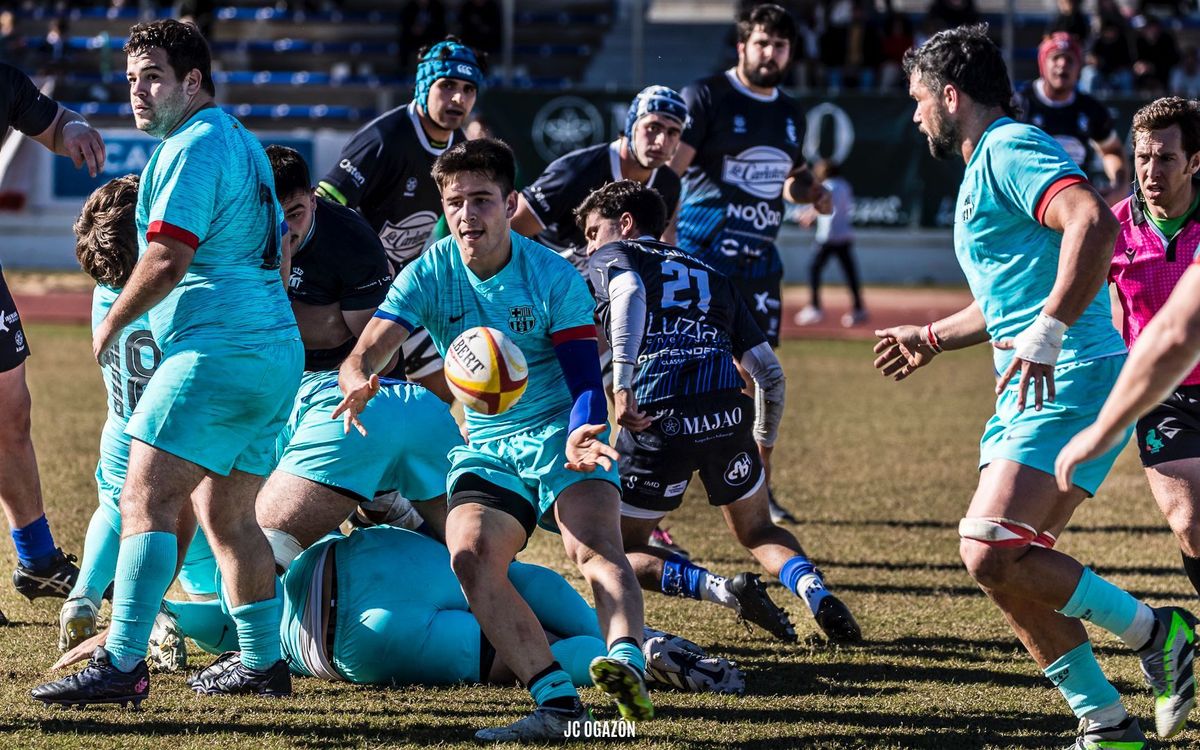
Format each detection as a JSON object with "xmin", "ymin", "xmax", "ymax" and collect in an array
[{"xmin": 624, "ymin": 85, "xmax": 691, "ymax": 164}]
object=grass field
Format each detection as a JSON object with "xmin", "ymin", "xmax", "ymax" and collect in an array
[{"xmin": 1, "ymin": 323, "xmax": 1196, "ymax": 749}]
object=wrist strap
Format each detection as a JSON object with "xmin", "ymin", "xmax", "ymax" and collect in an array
[{"xmin": 924, "ymin": 323, "xmax": 944, "ymax": 353}]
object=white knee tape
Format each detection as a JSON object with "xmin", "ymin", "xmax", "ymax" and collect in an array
[
  {"xmin": 263, "ymin": 528, "xmax": 304, "ymax": 572},
  {"xmin": 958, "ymin": 517, "xmax": 1037, "ymax": 547}
]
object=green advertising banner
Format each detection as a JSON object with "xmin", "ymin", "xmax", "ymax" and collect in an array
[{"xmin": 477, "ymin": 90, "xmax": 1151, "ymax": 229}]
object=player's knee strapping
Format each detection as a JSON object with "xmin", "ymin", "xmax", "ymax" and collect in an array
[
  {"xmin": 264, "ymin": 527, "xmax": 304, "ymax": 573},
  {"xmin": 959, "ymin": 517, "xmax": 1041, "ymax": 547}
]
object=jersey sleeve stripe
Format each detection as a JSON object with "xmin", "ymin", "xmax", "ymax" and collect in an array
[
  {"xmin": 551, "ymin": 324, "xmax": 597, "ymax": 345},
  {"xmin": 146, "ymin": 220, "xmax": 200, "ymax": 250},
  {"xmin": 317, "ymin": 180, "xmax": 350, "ymax": 206},
  {"xmin": 373, "ymin": 309, "xmax": 416, "ymax": 332},
  {"xmin": 1034, "ymin": 175, "xmax": 1086, "ymax": 226}
]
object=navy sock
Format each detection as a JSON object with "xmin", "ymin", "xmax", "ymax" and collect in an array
[
  {"xmin": 12, "ymin": 514, "xmax": 58, "ymax": 570},
  {"xmin": 661, "ymin": 553, "xmax": 707, "ymax": 600}
]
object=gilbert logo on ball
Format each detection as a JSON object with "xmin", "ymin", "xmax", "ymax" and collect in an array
[{"xmin": 445, "ymin": 326, "xmax": 529, "ymax": 415}]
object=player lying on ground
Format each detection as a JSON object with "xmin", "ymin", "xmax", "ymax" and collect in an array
[
  {"xmin": 60, "ymin": 174, "xmax": 219, "ymax": 655},
  {"xmin": 58, "ymin": 526, "xmax": 745, "ymax": 700},
  {"xmin": 874, "ymin": 25, "xmax": 1197, "ymax": 747},
  {"xmin": 335, "ymin": 138, "xmax": 652, "ymax": 742},
  {"xmin": 1081, "ymin": 97, "xmax": 1200, "ymax": 603},
  {"xmin": 576, "ymin": 180, "xmax": 861, "ymax": 644}
]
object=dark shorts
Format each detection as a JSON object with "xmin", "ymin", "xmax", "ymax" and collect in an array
[
  {"xmin": 730, "ymin": 273, "xmax": 782, "ymax": 347},
  {"xmin": 0, "ymin": 270, "xmax": 30, "ymax": 373},
  {"xmin": 1136, "ymin": 385, "xmax": 1200, "ymax": 467},
  {"xmin": 617, "ymin": 391, "xmax": 764, "ymax": 515}
]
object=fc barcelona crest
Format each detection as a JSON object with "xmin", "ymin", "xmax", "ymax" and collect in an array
[{"xmin": 508, "ymin": 305, "xmax": 536, "ymax": 334}]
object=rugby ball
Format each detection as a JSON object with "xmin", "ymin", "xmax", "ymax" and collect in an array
[{"xmin": 444, "ymin": 326, "xmax": 528, "ymax": 415}]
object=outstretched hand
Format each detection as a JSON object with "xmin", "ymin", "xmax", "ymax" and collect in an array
[
  {"xmin": 565, "ymin": 423, "xmax": 619, "ymax": 473},
  {"xmin": 873, "ymin": 325, "xmax": 938, "ymax": 381},
  {"xmin": 332, "ymin": 373, "xmax": 380, "ymax": 436}
]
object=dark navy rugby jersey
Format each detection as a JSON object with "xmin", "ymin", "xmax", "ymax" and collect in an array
[
  {"xmin": 1015, "ymin": 81, "xmax": 1116, "ymax": 180},
  {"xmin": 676, "ymin": 71, "xmax": 806, "ymax": 281},
  {"xmin": 2, "ymin": 63, "xmax": 57, "ymax": 138},
  {"xmin": 587, "ymin": 238, "xmax": 765, "ymax": 406},
  {"xmin": 522, "ymin": 142, "xmax": 682, "ymax": 255},
  {"xmin": 319, "ymin": 101, "xmax": 463, "ymax": 273},
  {"xmin": 288, "ymin": 197, "xmax": 393, "ymax": 370}
]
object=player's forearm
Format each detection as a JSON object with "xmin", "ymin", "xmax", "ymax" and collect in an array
[
  {"xmin": 51, "ymin": 108, "xmax": 88, "ymax": 157},
  {"xmin": 346, "ymin": 317, "xmax": 408, "ymax": 378},
  {"xmin": 740, "ymin": 342, "xmax": 785, "ymax": 446},
  {"xmin": 1102, "ymin": 152, "xmax": 1128, "ymax": 191},
  {"xmin": 608, "ymin": 272, "xmax": 647, "ymax": 392},
  {"xmin": 931, "ymin": 301, "xmax": 989, "ymax": 350}
]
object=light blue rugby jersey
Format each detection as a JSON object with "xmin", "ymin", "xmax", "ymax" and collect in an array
[
  {"xmin": 136, "ymin": 107, "xmax": 297, "ymax": 351},
  {"xmin": 92, "ymin": 285, "xmax": 161, "ymax": 481},
  {"xmin": 954, "ymin": 118, "xmax": 1126, "ymax": 374},
  {"xmin": 377, "ymin": 231, "xmax": 596, "ymax": 442}
]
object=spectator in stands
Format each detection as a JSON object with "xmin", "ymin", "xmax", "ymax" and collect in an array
[
  {"xmin": 1094, "ymin": 0, "xmax": 1131, "ymax": 33},
  {"xmin": 878, "ymin": 12, "xmax": 914, "ymax": 91},
  {"xmin": 177, "ymin": 0, "xmax": 214, "ymax": 41},
  {"xmin": 1133, "ymin": 15, "xmax": 1180, "ymax": 93},
  {"xmin": 1046, "ymin": 0, "xmax": 1091, "ymax": 43},
  {"xmin": 926, "ymin": 0, "xmax": 979, "ymax": 32},
  {"xmin": 1170, "ymin": 45, "xmax": 1200, "ymax": 97},
  {"xmin": 399, "ymin": 0, "xmax": 447, "ymax": 74},
  {"xmin": 458, "ymin": 0, "xmax": 501, "ymax": 57},
  {"xmin": 0, "ymin": 10, "xmax": 24, "ymax": 68},
  {"xmin": 1082, "ymin": 19, "xmax": 1134, "ymax": 94}
]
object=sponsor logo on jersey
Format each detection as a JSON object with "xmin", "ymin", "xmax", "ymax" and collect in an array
[
  {"xmin": 724, "ymin": 451, "xmax": 753, "ymax": 485},
  {"xmin": 726, "ymin": 201, "xmax": 782, "ymax": 231},
  {"xmin": 455, "ymin": 64, "xmax": 475, "ymax": 76},
  {"xmin": 786, "ymin": 117, "xmax": 798, "ymax": 145},
  {"xmin": 378, "ymin": 211, "xmax": 439, "ymax": 264},
  {"xmin": 681, "ymin": 407, "xmax": 743, "ymax": 436},
  {"xmin": 961, "ymin": 195, "xmax": 974, "ymax": 222},
  {"xmin": 508, "ymin": 305, "xmax": 537, "ymax": 334},
  {"xmin": 720, "ymin": 146, "xmax": 792, "ymax": 200},
  {"xmin": 0, "ymin": 310, "xmax": 8, "ymax": 334},
  {"xmin": 288, "ymin": 266, "xmax": 304, "ymax": 290},
  {"xmin": 14, "ymin": 330, "xmax": 23, "ymax": 350},
  {"xmin": 662, "ymin": 415, "xmax": 682, "ymax": 436},
  {"xmin": 405, "ymin": 176, "xmax": 419, "ymax": 195},
  {"xmin": 664, "ymin": 480, "xmax": 688, "ymax": 497},
  {"xmin": 733, "ymin": 115, "xmax": 747, "ymax": 134},
  {"xmin": 338, "ymin": 158, "xmax": 367, "ymax": 187}
]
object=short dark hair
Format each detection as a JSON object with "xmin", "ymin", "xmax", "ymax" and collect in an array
[
  {"xmin": 1132, "ymin": 96, "xmax": 1200, "ymax": 155},
  {"xmin": 431, "ymin": 137, "xmax": 516, "ymax": 196},
  {"xmin": 902, "ymin": 24, "xmax": 1015, "ymax": 117},
  {"xmin": 573, "ymin": 180, "xmax": 668, "ymax": 240},
  {"xmin": 737, "ymin": 3, "xmax": 797, "ymax": 46},
  {"xmin": 265, "ymin": 145, "xmax": 311, "ymax": 201},
  {"xmin": 75, "ymin": 174, "xmax": 140, "ymax": 288},
  {"xmin": 124, "ymin": 19, "xmax": 215, "ymax": 96}
]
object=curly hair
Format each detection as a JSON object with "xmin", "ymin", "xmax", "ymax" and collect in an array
[
  {"xmin": 124, "ymin": 19, "xmax": 215, "ymax": 96},
  {"xmin": 573, "ymin": 179, "xmax": 668, "ymax": 239},
  {"xmin": 74, "ymin": 174, "xmax": 140, "ymax": 288},
  {"xmin": 902, "ymin": 24, "xmax": 1016, "ymax": 117},
  {"xmin": 1132, "ymin": 96, "xmax": 1200, "ymax": 155}
]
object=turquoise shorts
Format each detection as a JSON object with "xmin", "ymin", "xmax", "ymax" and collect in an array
[
  {"xmin": 126, "ymin": 341, "xmax": 303, "ymax": 476},
  {"xmin": 446, "ymin": 416, "xmax": 620, "ymax": 534},
  {"xmin": 273, "ymin": 373, "xmax": 461, "ymax": 502},
  {"xmin": 980, "ymin": 355, "xmax": 1131, "ymax": 495}
]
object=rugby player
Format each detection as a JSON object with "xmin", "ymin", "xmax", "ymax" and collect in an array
[
  {"xmin": 875, "ymin": 25, "xmax": 1196, "ymax": 746},
  {"xmin": 318, "ymin": 37, "xmax": 483, "ymax": 402},
  {"xmin": 58, "ymin": 526, "xmax": 745, "ymax": 699},
  {"xmin": 336, "ymin": 138, "xmax": 651, "ymax": 741},
  {"xmin": 670, "ymin": 3, "xmax": 824, "ymax": 525},
  {"xmin": 32, "ymin": 20, "xmax": 303, "ymax": 706},
  {"xmin": 576, "ymin": 180, "xmax": 861, "ymax": 644},
  {"xmin": 1062, "ymin": 98, "xmax": 1200, "ymax": 601},
  {"xmin": 1015, "ymin": 33, "xmax": 1129, "ymax": 206},
  {"xmin": 0, "ymin": 62, "xmax": 106, "ymax": 622},
  {"xmin": 60, "ymin": 175, "xmax": 218, "ymax": 654}
]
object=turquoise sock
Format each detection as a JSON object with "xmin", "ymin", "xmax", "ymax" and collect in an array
[
  {"xmin": 69, "ymin": 504, "xmax": 122, "ymax": 605},
  {"xmin": 550, "ymin": 636, "xmax": 606, "ymax": 687},
  {"xmin": 608, "ymin": 638, "xmax": 646, "ymax": 674},
  {"xmin": 107, "ymin": 531, "xmax": 177, "ymax": 673},
  {"xmin": 229, "ymin": 578, "xmax": 283, "ymax": 671},
  {"xmin": 1044, "ymin": 641, "xmax": 1121, "ymax": 718},
  {"xmin": 529, "ymin": 663, "xmax": 579, "ymax": 705},
  {"xmin": 166, "ymin": 599, "xmax": 239, "ymax": 655},
  {"xmin": 1058, "ymin": 568, "xmax": 1139, "ymax": 636}
]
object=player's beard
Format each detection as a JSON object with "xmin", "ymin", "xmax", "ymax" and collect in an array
[
  {"xmin": 925, "ymin": 104, "xmax": 960, "ymax": 161},
  {"xmin": 743, "ymin": 59, "xmax": 785, "ymax": 89}
]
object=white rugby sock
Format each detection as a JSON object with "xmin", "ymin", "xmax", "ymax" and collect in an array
[
  {"xmin": 699, "ymin": 573, "xmax": 739, "ymax": 609},
  {"xmin": 1119, "ymin": 604, "xmax": 1156, "ymax": 651}
]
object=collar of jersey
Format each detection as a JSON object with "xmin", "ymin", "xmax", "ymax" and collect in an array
[
  {"xmin": 1033, "ymin": 79, "xmax": 1077, "ymax": 109},
  {"xmin": 163, "ymin": 104, "xmax": 221, "ymax": 140},
  {"xmin": 724, "ymin": 69, "xmax": 778, "ymax": 103},
  {"xmin": 608, "ymin": 140, "xmax": 661, "ymax": 189},
  {"xmin": 966, "ymin": 117, "xmax": 1015, "ymax": 170},
  {"xmin": 407, "ymin": 101, "xmax": 456, "ymax": 157},
  {"xmin": 460, "ymin": 232, "xmax": 519, "ymax": 288}
]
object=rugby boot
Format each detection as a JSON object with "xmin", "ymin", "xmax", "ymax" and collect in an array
[
  {"xmin": 643, "ymin": 634, "xmax": 745, "ymax": 695},
  {"xmin": 1138, "ymin": 605, "xmax": 1198, "ymax": 737},
  {"xmin": 642, "ymin": 626, "xmax": 704, "ymax": 656},
  {"xmin": 58, "ymin": 596, "xmax": 98, "ymax": 652},
  {"xmin": 474, "ymin": 703, "xmax": 594, "ymax": 742},
  {"xmin": 189, "ymin": 651, "xmax": 291, "ymax": 697},
  {"xmin": 648, "ymin": 526, "xmax": 689, "ymax": 558},
  {"xmin": 814, "ymin": 593, "xmax": 864, "ymax": 644},
  {"xmin": 31, "ymin": 647, "xmax": 149, "ymax": 709},
  {"xmin": 13, "ymin": 548, "xmax": 79, "ymax": 600},
  {"xmin": 728, "ymin": 572, "xmax": 797, "ymax": 642},
  {"xmin": 767, "ymin": 488, "xmax": 797, "ymax": 524},
  {"xmin": 1066, "ymin": 715, "xmax": 1147, "ymax": 749},
  {"xmin": 146, "ymin": 604, "xmax": 187, "ymax": 673},
  {"xmin": 589, "ymin": 656, "xmax": 654, "ymax": 721}
]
